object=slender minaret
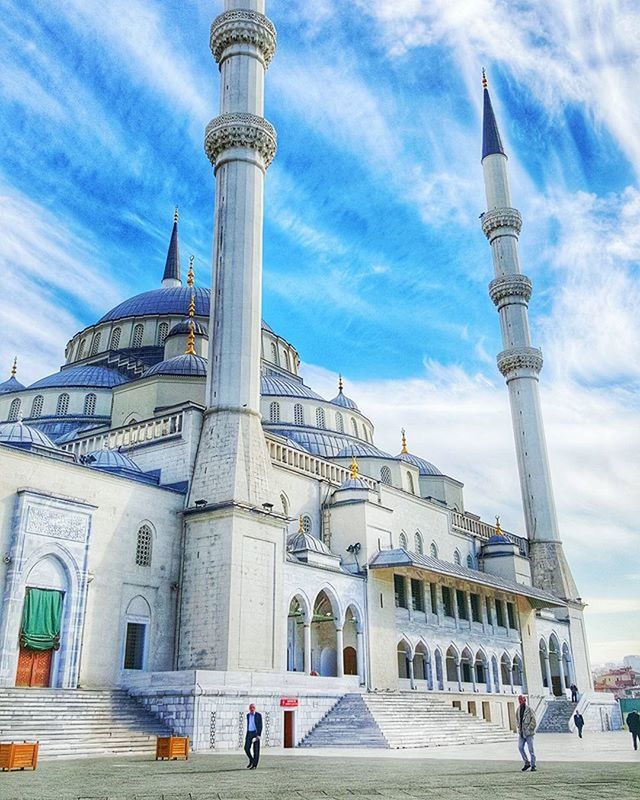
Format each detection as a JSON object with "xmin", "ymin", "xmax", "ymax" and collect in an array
[
  {"xmin": 161, "ymin": 208, "xmax": 182, "ymax": 287},
  {"xmin": 178, "ymin": 1, "xmax": 284, "ymax": 672},
  {"xmin": 480, "ymin": 71, "xmax": 579, "ymax": 602}
]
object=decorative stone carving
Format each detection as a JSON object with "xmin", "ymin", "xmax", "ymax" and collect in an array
[
  {"xmin": 204, "ymin": 113, "xmax": 277, "ymax": 168},
  {"xmin": 25, "ymin": 505, "xmax": 89, "ymax": 542},
  {"xmin": 481, "ymin": 207, "xmax": 523, "ymax": 239},
  {"xmin": 210, "ymin": 9, "xmax": 277, "ymax": 66},
  {"xmin": 489, "ymin": 274, "xmax": 532, "ymax": 306},
  {"xmin": 497, "ymin": 347, "xmax": 543, "ymax": 377}
]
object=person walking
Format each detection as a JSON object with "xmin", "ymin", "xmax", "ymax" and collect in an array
[
  {"xmin": 573, "ymin": 711, "xmax": 585, "ymax": 738},
  {"xmin": 517, "ymin": 695, "xmax": 537, "ymax": 772},
  {"xmin": 626, "ymin": 709, "xmax": 640, "ymax": 752},
  {"xmin": 244, "ymin": 703, "xmax": 263, "ymax": 769},
  {"xmin": 570, "ymin": 683, "xmax": 579, "ymax": 703}
]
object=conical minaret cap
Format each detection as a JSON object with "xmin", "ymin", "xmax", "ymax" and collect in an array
[
  {"xmin": 482, "ymin": 70, "xmax": 506, "ymax": 160},
  {"xmin": 162, "ymin": 207, "xmax": 182, "ymax": 286}
]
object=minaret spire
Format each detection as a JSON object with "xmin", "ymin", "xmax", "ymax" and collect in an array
[
  {"xmin": 161, "ymin": 207, "xmax": 182, "ymax": 288},
  {"xmin": 11, "ymin": 357, "xmax": 17, "ymax": 377},
  {"xmin": 480, "ymin": 72, "xmax": 579, "ymax": 603}
]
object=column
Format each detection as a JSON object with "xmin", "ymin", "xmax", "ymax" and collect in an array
[
  {"xmin": 509, "ymin": 661, "xmax": 515, "ymax": 694},
  {"xmin": 544, "ymin": 654, "xmax": 553, "ymax": 694},
  {"xmin": 455, "ymin": 659, "xmax": 462, "ymax": 692},
  {"xmin": 336, "ymin": 627, "xmax": 344, "ymax": 678},
  {"xmin": 303, "ymin": 623, "xmax": 311, "ymax": 675},
  {"xmin": 558, "ymin": 652, "xmax": 567, "ymax": 694},
  {"xmin": 502, "ymin": 600, "xmax": 509, "ymax": 631},
  {"xmin": 471, "ymin": 660, "xmax": 477, "ymax": 693},
  {"xmin": 356, "ymin": 630, "xmax": 365, "ymax": 685},
  {"xmin": 405, "ymin": 576, "xmax": 413, "ymax": 620},
  {"xmin": 466, "ymin": 593, "xmax": 473, "ymax": 630},
  {"xmin": 426, "ymin": 652, "xmax": 434, "ymax": 690},
  {"xmin": 453, "ymin": 588, "xmax": 460, "ymax": 629},
  {"xmin": 481, "ymin": 594, "xmax": 489, "ymax": 633},
  {"xmin": 408, "ymin": 656, "xmax": 416, "ymax": 690},
  {"xmin": 487, "ymin": 661, "xmax": 493, "ymax": 693}
]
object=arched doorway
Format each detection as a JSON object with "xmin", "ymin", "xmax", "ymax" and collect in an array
[
  {"xmin": 500, "ymin": 653, "xmax": 512, "ymax": 691},
  {"xmin": 562, "ymin": 643, "xmax": 574, "ymax": 688},
  {"xmin": 539, "ymin": 639, "xmax": 550, "ymax": 691},
  {"xmin": 287, "ymin": 595, "xmax": 308, "ymax": 672},
  {"xmin": 549, "ymin": 635, "xmax": 564, "ymax": 696},
  {"xmin": 342, "ymin": 605, "xmax": 361, "ymax": 678},
  {"xmin": 414, "ymin": 642, "xmax": 432, "ymax": 688},
  {"xmin": 474, "ymin": 650, "xmax": 490, "ymax": 691},
  {"xmin": 397, "ymin": 639, "xmax": 412, "ymax": 680},
  {"xmin": 446, "ymin": 645, "xmax": 460, "ymax": 690},
  {"xmin": 460, "ymin": 647, "xmax": 474, "ymax": 686},
  {"xmin": 311, "ymin": 590, "xmax": 338, "ymax": 676},
  {"xmin": 343, "ymin": 646, "xmax": 357, "ymax": 675},
  {"xmin": 512, "ymin": 654, "xmax": 524, "ymax": 691}
]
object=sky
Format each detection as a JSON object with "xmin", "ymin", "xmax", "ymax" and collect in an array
[{"xmin": 0, "ymin": 0, "xmax": 638, "ymax": 665}]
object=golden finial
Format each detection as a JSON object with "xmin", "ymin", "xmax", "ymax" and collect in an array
[
  {"xmin": 188, "ymin": 293, "xmax": 196, "ymax": 318},
  {"xmin": 495, "ymin": 515, "xmax": 502, "ymax": 535},
  {"xmin": 482, "ymin": 68, "xmax": 488, "ymax": 90},
  {"xmin": 338, "ymin": 373, "xmax": 344, "ymax": 393},
  {"xmin": 10, "ymin": 356, "xmax": 17, "ymax": 377},
  {"xmin": 185, "ymin": 320, "xmax": 196, "ymax": 355},
  {"xmin": 298, "ymin": 514, "xmax": 305, "ymax": 534},
  {"xmin": 350, "ymin": 456, "xmax": 359, "ymax": 480},
  {"xmin": 187, "ymin": 255, "xmax": 195, "ymax": 287},
  {"xmin": 173, "ymin": 206, "xmax": 179, "ymax": 224},
  {"xmin": 400, "ymin": 428, "xmax": 408, "ymax": 455}
]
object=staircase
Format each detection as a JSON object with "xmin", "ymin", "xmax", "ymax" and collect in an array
[
  {"xmin": 299, "ymin": 694, "xmax": 388, "ymax": 748},
  {"xmin": 0, "ymin": 688, "xmax": 173, "ymax": 758},
  {"xmin": 537, "ymin": 698, "xmax": 576, "ymax": 733},
  {"xmin": 300, "ymin": 692, "xmax": 514, "ymax": 749}
]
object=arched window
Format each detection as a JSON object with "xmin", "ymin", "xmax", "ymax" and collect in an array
[
  {"xmin": 84, "ymin": 393, "xmax": 97, "ymax": 416},
  {"xmin": 135, "ymin": 524, "xmax": 153, "ymax": 567},
  {"xmin": 110, "ymin": 327, "xmax": 121, "ymax": 350},
  {"xmin": 283, "ymin": 351, "xmax": 291, "ymax": 371},
  {"xmin": 415, "ymin": 531, "xmax": 424, "ymax": 555},
  {"xmin": 269, "ymin": 401, "xmax": 280, "ymax": 423},
  {"xmin": 280, "ymin": 493, "xmax": 289, "ymax": 516},
  {"xmin": 156, "ymin": 322, "xmax": 169, "ymax": 345},
  {"xmin": 466, "ymin": 553, "xmax": 475, "ymax": 570},
  {"xmin": 336, "ymin": 412, "xmax": 344, "ymax": 433},
  {"xmin": 132, "ymin": 324, "xmax": 144, "ymax": 348},
  {"xmin": 90, "ymin": 332, "xmax": 101, "ymax": 355},
  {"xmin": 270, "ymin": 342, "xmax": 279, "ymax": 364},
  {"xmin": 351, "ymin": 418, "xmax": 358, "ymax": 437},
  {"xmin": 453, "ymin": 550, "xmax": 461, "ymax": 566},
  {"xmin": 77, "ymin": 339, "xmax": 87, "ymax": 359},
  {"xmin": 363, "ymin": 428, "xmax": 369, "ymax": 442},
  {"xmin": 399, "ymin": 531, "xmax": 408, "ymax": 549},
  {"xmin": 407, "ymin": 471, "xmax": 415, "ymax": 494},
  {"xmin": 294, "ymin": 403, "xmax": 304, "ymax": 425},
  {"xmin": 56, "ymin": 393, "xmax": 70, "ymax": 415},
  {"xmin": 380, "ymin": 465, "xmax": 392, "ymax": 485},
  {"xmin": 301, "ymin": 514, "xmax": 312, "ymax": 534},
  {"xmin": 430, "ymin": 542, "xmax": 438, "ymax": 559},
  {"xmin": 8, "ymin": 398, "xmax": 21, "ymax": 421},
  {"xmin": 316, "ymin": 407, "xmax": 326, "ymax": 429},
  {"xmin": 30, "ymin": 395, "xmax": 44, "ymax": 419}
]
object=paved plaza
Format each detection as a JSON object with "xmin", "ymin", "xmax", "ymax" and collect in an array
[{"xmin": 2, "ymin": 734, "xmax": 638, "ymax": 800}]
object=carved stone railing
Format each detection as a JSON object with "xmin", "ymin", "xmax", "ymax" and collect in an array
[
  {"xmin": 451, "ymin": 511, "xmax": 528, "ymax": 556},
  {"xmin": 266, "ymin": 436, "xmax": 377, "ymax": 489},
  {"xmin": 59, "ymin": 412, "xmax": 184, "ymax": 457}
]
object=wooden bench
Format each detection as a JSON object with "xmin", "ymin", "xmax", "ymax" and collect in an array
[
  {"xmin": 0, "ymin": 742, "xmax": 39, "ymax": 771},
  {"xmin": 155, "ymin": 736, "xmax": 189, "ymax": 761}
]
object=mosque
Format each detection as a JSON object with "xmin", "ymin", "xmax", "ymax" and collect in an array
[{"xmin": 0, "ymin": 0, "xmax": 618, "ymax": 751}]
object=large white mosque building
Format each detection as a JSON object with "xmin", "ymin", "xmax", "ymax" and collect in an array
[{"xmin": 0, "ymin": 0, "xmax": 619, "ymax": 752}]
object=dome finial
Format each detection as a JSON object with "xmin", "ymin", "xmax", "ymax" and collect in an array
[
  {"xmin": 350, "ymin": 455, "xmax": 359, "ymax": 480},
  {"xmin": 173, "ymin": 206, "xmax": 179, "ymax": 224},
  {"xmin": 338, "ymin": 373, "xmax": 344, "ymax": 393},
  {"xmin": 482, "ymin": 67, "xmax": 488, "ymax": 89},
  {"xmin": 10, "ymin": 356, "xmax": 17, "ymax": 377},
  {"xmin": 188, "ymin": 292, "xmax": 196, "ymax": 319},
  {"xmin": 495, "ymin": 515, "xmax": 502, "ymax": 535},
  {"xmin": 185, "ymin": 320, "xmax": 196, "ymax": 356},
  {"xmin": 298, "ymin": 514, "xmax": 305, "ymax": 534},
  {"xmin": 187, "ymin": 255, "xmax": 195, "ymax": 287},
  {"xmin": 400, "ymin": 428, "xmax": 408, "ymax": 454},
  {"xmin": 162, "ymin": 207, "xmax": 182, "ymax": 287}
]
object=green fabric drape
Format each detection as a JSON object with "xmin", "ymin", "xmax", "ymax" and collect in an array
[{"xmin": 19, "ymin": 588, "xmax": 62, "ymax": 651}]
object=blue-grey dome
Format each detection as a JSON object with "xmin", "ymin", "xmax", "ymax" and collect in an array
[
  {"xmin": 397, "ymin": 451, "xmax": 442, "ymax": 476},
  {"xmin": 287, "ymin": 531, "xmax": 333, "ymax": 556},
  {"xmin": 330, "ymin": 391, "xmax": 359, "ymax": 411},
  {"xmin": 337, "ymin": 477, "xmax": 370, "ymax": 491},
  {"xmin": 0, "ymin": 376, "xmax": 25, "ymax": 395},
  {"xmin": 269, "ymin": 429, "xmax": 350, "ymax": 458},
  {"xmin": 487, "ymin": 534, "xmax": 510, "ymax": 544},
  {"xmin": 0, "ymin": 421, "xmax": 57, "ymax": 450},
  {"xmin": 145, "ymin": 354, "xmax": 207, "ymax": 377},
  {"xmin": 261, "ymin": 374, "xmax": 323, "ymax": 400},
  {"xmin": 85, "ymin": 448, "xmax": 142, "ymax": 472},
  {"xmin": 98, "ymin": 287, "xmax": 210, "ymax": 323},
  {"xmin": 336, "ymin": 442, "xmax": 391, "ymax": 459},
  {"xmin": 29, "ymin": 365, "xmax": 130, "ymax": 390},
  {"xmin": 168, "ymin": 319, "xmax": 208, "ymax": 337}
]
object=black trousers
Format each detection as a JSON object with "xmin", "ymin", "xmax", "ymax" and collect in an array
[
  {"xmin": 245, "ymin": 732, "xmax": 260, "ymax": 766},
  {"xmin": 632, "ymin": 731, "xmax": 638, "ymax": 751},
  {"xmin": 576, "ymin": 726, "xmax": 583, "ymax": 738}
]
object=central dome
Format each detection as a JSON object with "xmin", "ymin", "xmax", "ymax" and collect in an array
[{"xmin": 98, "ymin": 287, "xmax": 211, "ymax": 323}]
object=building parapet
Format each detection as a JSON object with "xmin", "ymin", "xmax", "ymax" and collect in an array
[{"xmin": 451, "ymin": 511, "xmax": 528, "ymax": 556}]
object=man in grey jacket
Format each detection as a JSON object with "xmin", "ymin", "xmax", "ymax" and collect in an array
[{"xmin": 517, "ymin": 695, "xmax": 537, "ymax": 771}]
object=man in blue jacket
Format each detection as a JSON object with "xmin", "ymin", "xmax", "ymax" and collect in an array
[{"xmin": 244, "ymin": 703, "xmax": 263, "ymax": 769}]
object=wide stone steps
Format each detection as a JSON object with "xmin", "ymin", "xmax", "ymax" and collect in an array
[
  {"xmin": 299, "ymin": 694, "xmax": 388, "ymax": 748},
  {"xmin": 537, "ymin": 699, "xmax": 576, "ymax": 733},
  {"xmin": 0, "ymin": 689, "xmax": 173, "ymax": 758}
]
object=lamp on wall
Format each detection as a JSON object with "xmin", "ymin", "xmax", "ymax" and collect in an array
[
  {"xmin": 194, "ymin": 499, "xmax": 207, "ymax": 508},
  {"xmin": 262, "ymin": 502, "xmax": 274, "ymax": 513}
]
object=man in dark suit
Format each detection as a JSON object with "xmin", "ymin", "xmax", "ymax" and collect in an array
[
  {"xmin": 244, "ymin": 703, "xmax": 262, "ymax": 769},
  {"xmin": 573, "ymin": 711, "xmax": 585, "ymax": 738},
  {"xmin": 627, "ymin": 709, "xmax": 640, "ymax": 751}
]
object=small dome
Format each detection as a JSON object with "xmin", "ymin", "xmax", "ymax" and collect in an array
[
  {"xmin": 29, "ymin": 365, "xmax": 129, "ymax": 390},
  {"xmin": 168, "ymin": 319, "xmax": 208, "ymax": 337},
  {"xmin": 85, "ymin": 448, "xmax": 142, "ymax": 472},
  {"xmin": 396, "ymin": 451, "xmax": 442, "ymax": 476},
  {"xmin": 0, "ymin": 421, "xmax": 57, "ymax": 450},
  {"xmin": 145, "ymin": 354, "xmax": 207, "ymax": 377},
  {"xmin": 487, "ymin": 534, "xmax": 510, "ymax": 544},
  {"xmin": 336, "ymin": 442, "xmax": 392, "ymax": 458},
  {"xmin": 330, "ymin": 391, "xmax": 359, "ymax": 411},
  {"xmin": 337, "ymin": 476, "xmax": 371, "ymax": 490},
  {"xmin": 0, "ymin": 376, "xmax": 25, "ymax": 395},
  {"xmin": 261, "ymin": 374, "xmax": 323, "ymax": 400},
  {"xmin": 287, "ymin": 531, "xmax": 333, "ymax": 556}
]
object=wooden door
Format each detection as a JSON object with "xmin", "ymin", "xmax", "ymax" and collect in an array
[
  {"xmin": 15, "ymin": 648, "xmax": 53, "ymax": 687},
  {"xmin": 343, "ymin": 646, "xmax": 357, "ymax": 675},
  {"xmin": 283, "ymin": 711, "xmax": 294, "ymax": 748}
]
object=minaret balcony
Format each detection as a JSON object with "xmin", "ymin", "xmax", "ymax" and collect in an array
[
  {"xmin": 204, "ymin": 112, "xmax": 277, "ymax": 169},
  {"xmin": 481, "ymin": 207, "xmax": 522, "ymax": 241},
  {"xmin": 497, "ymin": 346, "xmax": 543, "ymax": 378},
  {"xmin": 210, "ymin": 8, "xmax": 277, "ymax": 67},
  {"xmin": 489, "ymin": 274, "xmax": 532, "ymax": 308}
]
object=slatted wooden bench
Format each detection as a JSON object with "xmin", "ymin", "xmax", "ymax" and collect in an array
[
  {"xmin": 155, "ymin": 736, "xmax": 189, "ymax": 760},
  {"xmin": 0, "ymin": 742, "xmax": 39, "ymax": 771}
]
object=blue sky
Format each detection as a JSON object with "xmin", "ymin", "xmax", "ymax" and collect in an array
[{"xmin": 1, "ymin": 0, "xmax": 639, "ymax": 664}]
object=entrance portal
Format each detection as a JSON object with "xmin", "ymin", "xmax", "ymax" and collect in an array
[
  {"xmin": 15, "ymin": 586, "xmax": 63, "ymax": 688},
  {"xmin": 343, "ymin": 646, "xmax": 357, "ymax": 675},
  {"xmin": 283, "ymin": 711, "xmax": 295, "ymax": 748},
  {"xmin": 16, "ymin": 648, "xmax": 53, "ymax": 687}
]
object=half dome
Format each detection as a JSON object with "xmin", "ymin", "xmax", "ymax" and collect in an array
[
  {"xmin": 0, "ymin": 376, "xmax": 25, "ymax": 395},
  {"xmin": 29, "ymin": 365, "xmax": 130, "ymax": 390},
  {"xmin": 396, "ymin": 451, "xmax": 442, "ymax": 477},
  {"xmin": 261, "ymin": 374, "xmax": 323, "ymax": 400},
  {"xmin": 145, "ymin": 354, "xmax": 207, "ymax": 378},
  {"xmin": 0, "ymin": 421, "xmax": 57, "ymax": 450},
  {"xmin": 85, "ymin": 449, "xmax": 142, "ymax": 472}
]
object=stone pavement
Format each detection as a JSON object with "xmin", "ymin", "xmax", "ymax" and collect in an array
[{"xmin": 2, "ymin": 739, "xmax": 638, "ymax": 800}]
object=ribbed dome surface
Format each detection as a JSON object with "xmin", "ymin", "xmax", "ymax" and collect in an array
[
  {"xmin": 145, "ymin": 354, "xmax": 207, "ymax": 377},
  {"xmin": 287, "ymin": 531, "xmax": 333, "ymax": 556},
  {"xmin": 85, "ymin": 449, "xmax": 142, "ymax": 472},
  {"xmin": 330, "ymin": 391, "xmax": 358, "ymax": 410},
  {"xmin": 336, "ymin": 442, "xmax": 391, "ymax": 458},
  {"xmin": 0, "ymin": 376, "xmax": 25, "ymax": 395},
  {"xmin": 168, "ymin": 319, "xmax": 208, "ymax": 337},
  {"xmin": 397, "ymin": 451, "xmax": 442, "ymax": 476},
  {"xmin": 98, "ymin": 287, "xmax": 210, "ymax": 322},
  {"xmin": 261, "ymin": 374, "xmax": 323, "ymax": 400},
  {"xmin": 29, "ymin": 365, "xmax": 129, "ymax": 390},
  {"xmin": 0, "ymin": 421, "xmax": 57, "ymax": 449}
]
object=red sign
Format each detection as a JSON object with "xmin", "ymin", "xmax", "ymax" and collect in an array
[{"xmin": 280, "ymin": 697, "xmax": 299, "ymax": 708}]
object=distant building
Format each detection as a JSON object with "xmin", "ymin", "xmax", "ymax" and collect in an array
[
  {"xmin": 594, "ymin": 667, "xmax": 640, "ymax": 699},
  {"xmin": 623, "ymin": 655, "xmax": 640, "ymax": 672}
]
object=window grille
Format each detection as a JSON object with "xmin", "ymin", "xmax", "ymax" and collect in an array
[
  {"xmin": 77, "ymin": 339, "xmax": 86, "ymax": 358},
  {"xmin": 269, "ymin": 401, "xmax": 280, "ymax": 423},
  {"xmin": 294, "ymin": 404, "xmax": 304, "ymax": 425},
  {"xmin": 56, "ymin": 393, "xmax": 70, "ymax": 415},
  {"xmin": 335, "ymin": 412, "xmax": 344, "ymax": 433},
  {"xmin": 157, "ymin": 322, "xmax": 169, "ymax": 345},
  {"xmin": 351, "ymin": 418, "xmax": 358, "ymax": 437},
  {"xmin": 301, "ymin": 515, "xmax": 312, "ymax": 534},
  {"xmin": 8, "ymin": 398, "xmax": 20, "ymax": 421},
  {"xmin": 430, "ymin": 542, "xmax": 438, "ymax": 559},
  {"xmin": 380, "ymin": 466, "xmax": 392, "ymax": 485},
  {"xmin": 414, "ymin": 532, "xmax": 424, "ymax": 555},
  {"xmin": 315, "ymin": 407, "xmax": 325, "ymax": 429},
  {"xmin": 284, "ymin": 351, "xmax": 291, "ymax": 371},
  {"xmin": 110, "ymin": 327, "xmax": 121, "ymax": 349},
  {"xmin": 135, "ymin": 524, "xmax": 153, "ymax": 567},
  {"xmin": 31, "ymin": 395, "xmax": 44, "ymax": 418},
  {"xmin": 453, "ymin": 549, "xmax": 461, "ymax": 566},
  {"xmin": 467, "ymin": 553, "xmax": 475, "ymax": 570},
  {"xmin": 270, "ymin": 342, "xmax": 279, "ymax": 364},
  {"xmin": 90, "ymin": 333, "xmax": 101, "ymax": 356},
  {"xmin": 399, "ymin": 531, "xmax": 408, "ymax": 549},
  {"xmin": 84, "ymin": 393, "xmax": 97, "ymax": 415},
  {"xmin": 132, "ymin": 324, "xmax": 144, "ymax": 348}
]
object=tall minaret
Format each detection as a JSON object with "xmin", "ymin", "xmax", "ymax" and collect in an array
[
  {"xmin": 479, "ymin": 72, "xmax": 579, "ymax": 603},
  {"xmin": 178, "ymin": 1, "xmax": 284, "ymax": 672}
]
